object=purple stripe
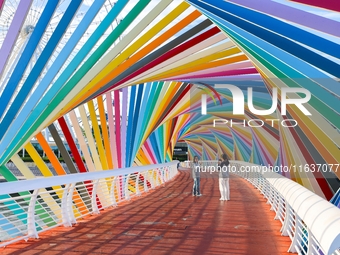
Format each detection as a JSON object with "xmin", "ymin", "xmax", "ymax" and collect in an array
[
  {"xmin": 0, "ymin": 0, "xmax": 33, "ymax": 77},
  {"xmin": 229, "ymin": 0, "xmax": 340, "ymax": 37}
]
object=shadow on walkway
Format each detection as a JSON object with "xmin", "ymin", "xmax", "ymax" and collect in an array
[{"xmin": 1, "ymin": 170, "xmax": 291, "ymax": 254}]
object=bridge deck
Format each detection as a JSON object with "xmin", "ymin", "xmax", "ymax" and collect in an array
[{"xmin": 2, "ymin": 170, "xmax": 291, "ymax": 254}]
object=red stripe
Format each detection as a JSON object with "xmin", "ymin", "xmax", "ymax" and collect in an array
[
  {"xmin": 58, "ymin": 117, "xmax": 87, "ymax": 173},
  {"xmin": 114, "ymin": 27, "xmax": 221, "ymax": 87},
  {"xmin": 58, "ymin": 117, "xmax": 103, "ymax": 209},
  {"xmin": 290, "ymin": 0, "xmax": 340, "ymax": 12},
  {"xmin": 144, "ymin": 141, "xmax": 157, "ymax": 164}
]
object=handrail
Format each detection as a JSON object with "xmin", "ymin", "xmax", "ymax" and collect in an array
[
  {"xmin": 229, "ymin": 160, "xmax": 340, "ymax": 255},
  {"xmin": 0, "ymin": 161, "xmax": 177, "ymax": 195},
  {"xmin": 0, "ymin": 161, "xmax": 179, "ymax": 247}
]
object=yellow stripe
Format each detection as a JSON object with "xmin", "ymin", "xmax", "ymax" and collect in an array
[
  {"xmin": 25, "ymin": 143, "xmax": 53, "ymax": 177},
  {"xmin": 68, "ymin": 111, "xmax": 96, "ymax": 172},
  {"xmin": 88, "ymin": 100, "xmax": 108, "ymax": 169},
  {"xmin": 11, "ymin": 154, "xmax": 35, "ymax": 179},
  {"xmin": 139, "ymin": 46, "xmax": 240, "ymax": 83},
  {"xmin": 22, "ymin": 143, "xmax": 66, "ymax": 219},
  {"xmin": 97, "ymin": 95, "xmax": 113, "ymax": 169},
  {"xmin": 79, "ymin": 105, "xmax": 103, "ymax": 170}
]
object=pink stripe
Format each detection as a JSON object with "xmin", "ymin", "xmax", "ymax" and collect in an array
[
  {"xmin": 0, "ymin": 0, "xmax": 5, "ymax": 11},
  {"xmin": 120, "ymin": 88, "xmax": 128, "ymax": 168},
  {"xmin": 144, "ymin": 142, "xmax": 157, "ymax": 164},
  {"xmin": 291, "ymin": 0, "xmax": 340, "ymax": 13},
  {"xmin": 114, "ymin": 90, "xmax": 122, "ymax": 168},
  {"xmin": 106, "ymin": 92, "xmax": 118, "ymax": 169},
  {"xmin": 141, "ymin": 144, "xmax": 155, "ymax": 164},
  {"xmin": 0, "ymin": 0, "xmax": 33, "ymax": 78}
]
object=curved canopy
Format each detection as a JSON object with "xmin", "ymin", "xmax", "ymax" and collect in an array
[{"xmin": 0, "ymin": 0, "xmax": 339, "ymax": 199}]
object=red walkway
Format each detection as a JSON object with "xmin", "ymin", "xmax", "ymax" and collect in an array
[{"xmin": 1, "ymin": 170, "xmax": 291, "ymax": 254}]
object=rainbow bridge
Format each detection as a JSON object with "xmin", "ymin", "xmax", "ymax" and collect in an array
[{"xmin": 0, "ymin": 0, "xmax": 339, "ymax": 254}]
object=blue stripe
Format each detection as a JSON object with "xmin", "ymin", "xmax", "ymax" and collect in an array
[
  {"xmin": 126, "ymin": 86, "xmax": 137, "ymax": 167},
  {"xmin": 191, "ymin": 4, "xmax": 340, "ymax": 115},
  {"xmin": 0, "ymin": 0, "xmax": 104, "ymax": 144},
  {"xmin": 196, "ymin": 0, "xmax": 340, "ymax": 59},
  {"xmin": 0, "ymin": 0, "xmax": 83, "ymax": 140},
  {"xmin": 189, "ymin": 0, "xmax": 340, "ymax": 84},
  {"xmin": 0, "ymin": 0, "xmax": 129, "ymax": 163},
  {"xmin": 131, "ymin": 82, "xmax": 151, "ymax": 164},
  {"xmin": 149, "ymin": 133, "xmax": 161, "ymax": 163},
  {"xmin": 0, "ymin": 0, "xmax": 59, "ymax": 118},
  {"xmin": 129, "ymin": 84, "xmax": 144, "ymax": 166}
]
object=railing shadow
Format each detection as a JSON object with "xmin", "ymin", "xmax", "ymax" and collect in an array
[{"xmin": 2, "ymin": 170, "xmax": 290, "ymax": 255}]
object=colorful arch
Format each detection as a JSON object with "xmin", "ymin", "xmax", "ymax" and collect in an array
[{"xmin": 0, "ymin": 0, "xmax": 339, "ymax": 224}]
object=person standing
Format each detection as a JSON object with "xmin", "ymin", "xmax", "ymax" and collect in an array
[
  {"xmin": 192, "ymin": 156, "xmax": 202, "ymax": 196},
  {"xmin": 219, "ymin": 153, "xmax": 230, "ymax": 201}
]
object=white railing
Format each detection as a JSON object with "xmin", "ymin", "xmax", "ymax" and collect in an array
[
  {"xmin": 167, "ymin": 159, "xmax": 340, "ymax": 254},
  {"xmin": 228, "ymin": 160, "xmax": 340, "ymax": 255},
  {"xmin": 0, "ymin": 161, "xmax": 178, "ymax": 247},
  {"xmin": 181, "ymin": 160, "xmax": 217, "ymax": 168}
]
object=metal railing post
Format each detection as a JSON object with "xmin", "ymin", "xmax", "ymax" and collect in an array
[
  {"xmin": 67, "ymin": 183, "xmax": 77, "ymax": 224},
  {"xmin": 156, "ymin": 168, "xmax": 160, "ymax": 186},
  {"xmin": 91, "ymin": 179, "xmax": 100, "ymax": 214},
  {"xmin": 125, "ymin": 174, "xmax": 131, "ymax": 200},
  {"xmin": 150, "ymin": 170, "xmax": 155, "ymax": 189},
  {"xmin": 280, "ymin": 203, "xmax": 291, "ymax": 236},
  {"xmin": 110, "ymin": 177, "xmax": 117, "ymax": 207},
  {"xmin": 274, "ymin": 195, "xmax": 283, "ymax": 220},
  {"xmin": 61, "ymin": 184, "xmax": 72, "ymax": 227},
  {"xmin": 288, "ymin": 214, "xmax": 301, "ymax": 253},
  {"xmin": 144, "ymin": 171, "xmax": 149, "ymax": 192},
  {"xmin": 27, "ymin": 189, "xmax": 39, "ymax": 239},
  {"xmin": 272, "ymin": 189, "xmax": 279, "ymax": 214},
  {"xmin": 136, "ymin": 173, "xmax": 141, "ymax": 196},
  {"xmin": 307, "ymin": 227, "xmax": 313, "ymax": 255}
]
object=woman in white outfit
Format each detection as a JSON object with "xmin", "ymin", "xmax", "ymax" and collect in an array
[{"xmin": 219, "ymin": 153, "xmax": 230, "ymax": 201}]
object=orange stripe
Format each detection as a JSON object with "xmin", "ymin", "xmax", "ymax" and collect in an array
[
  {"xmin": 36, "ymin": 133, "xmax": 90, "ymax": 215},
  {"xmin": 97, "ymin": 95, "xmax": 113, "ymax": 169},
  {"xmin": 36, "ymin": 133, "xmax": 66, "ymax": 176}
]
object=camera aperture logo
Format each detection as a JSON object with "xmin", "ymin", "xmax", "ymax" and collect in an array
[{"xmin": 200, "ymin": 84, "xmax": 311, "ymax": 128}]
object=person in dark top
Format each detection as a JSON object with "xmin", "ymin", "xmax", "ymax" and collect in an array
[
  {"xmin": 219, "ymin": 153, "xmax": 230, "ymax": 201},
  {"xmin": 191, "ymin": 156, "xmax": 202, "ymax": 196}
]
